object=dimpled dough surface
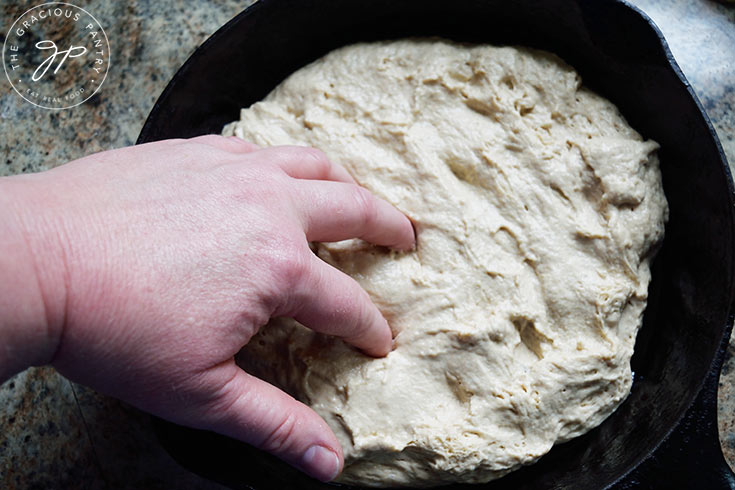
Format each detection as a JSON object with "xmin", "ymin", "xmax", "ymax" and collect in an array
[{"xmin": 223, "ymin": 40, "xmax": 668, "ymax": 487}]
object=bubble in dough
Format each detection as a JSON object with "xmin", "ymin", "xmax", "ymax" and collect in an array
[{"xmin": 223, "ymin": 39, "xmax": 668, "ymax": 487}]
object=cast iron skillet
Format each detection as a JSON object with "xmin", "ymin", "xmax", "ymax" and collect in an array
[{"xmin": 137, "ymin": 0, "xmax": 735, "ymax": 488}]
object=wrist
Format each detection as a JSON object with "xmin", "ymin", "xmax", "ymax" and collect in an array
[{"xmin": 0, "ymin": 173, "xmax": 69, "ymax": 380}]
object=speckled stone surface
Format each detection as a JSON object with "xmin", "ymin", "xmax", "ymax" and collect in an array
[
  {"xmin": 0, "ymin": 367, "xmax": 105, "ymax": 489},
  {"xmin": 0, "ymin": 0, "xmax": 734, "ymax": 488}
]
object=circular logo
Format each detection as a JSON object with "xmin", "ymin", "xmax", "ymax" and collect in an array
[{"xmin": 2, "ymin": 2, "xmax": 110, "ymax": 110}]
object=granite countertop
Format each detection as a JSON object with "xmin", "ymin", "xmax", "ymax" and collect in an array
[{"xmin": 1, "ymin": 0, "xmax": 734, "ymax": 488}]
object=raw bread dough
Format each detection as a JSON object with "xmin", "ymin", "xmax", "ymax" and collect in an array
[{"xmin": 223, "ymin": 39, "xmax": 668, "ymax": 487}]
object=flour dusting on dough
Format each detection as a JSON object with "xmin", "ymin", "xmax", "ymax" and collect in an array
[{"xmin": 224, "ymin": 39, "xmax": 668, "ymax": 487}]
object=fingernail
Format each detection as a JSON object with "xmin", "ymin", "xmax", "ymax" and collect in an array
[
  {"xmin": 301, "ymin": 445, "xmax": 340, "ymax": 482},
  {"xmin": 408, "ymin": 220, "xmax": 418, "ymax": 250}
]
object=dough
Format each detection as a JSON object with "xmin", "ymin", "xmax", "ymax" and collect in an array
[{"xmin": 223, "ymin": 39, "xmax": 668, "ymax": 487}]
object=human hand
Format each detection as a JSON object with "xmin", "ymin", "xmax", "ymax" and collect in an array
[{"xmin": 2, "ymin": 136, "xmax": 415, "ymax": 481}]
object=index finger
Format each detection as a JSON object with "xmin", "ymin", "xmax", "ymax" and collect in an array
[
  {"xmin": 295, "ymin": 181, "xmax": 416, "ymax": 251},
  {"xmin": 254, "ymin": 146, "xmax": 357, "ymax": 184}
]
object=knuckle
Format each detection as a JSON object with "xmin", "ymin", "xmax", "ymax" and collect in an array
[
  {"xmin": 284, "ymin": 146, "xmax": 330, "ymax": 175},
  {"xmin": 270, "ymin": 245, "xmax": 311, "ymax": 291},
  {"xmin": 197, "ymin": 369, "xmax": 247, "ymax": 423},
  {"xmin": 261, "ymin": 412, "xmax": 299, "ymax": 453},
  {"xmin": 310, "ymin": 155, "xmax": 331, "ymax": 176},
  {"xmin": 301, "ymin": 146, "xmax": 328, "ymax": 164}
]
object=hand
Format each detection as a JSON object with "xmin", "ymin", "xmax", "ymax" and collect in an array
[{"xmin": 0, "ymin": 136, "xmax": 415, "ymax": 481}]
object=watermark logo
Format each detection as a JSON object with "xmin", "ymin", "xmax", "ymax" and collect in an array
[{"xmin": 3, "ymin": 2, "xmax": 110, "ymax": 110}]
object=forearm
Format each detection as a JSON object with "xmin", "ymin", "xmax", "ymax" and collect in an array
[{"xmin": 0, "ymin": 174, "xmax": 67, "ymax": 382}]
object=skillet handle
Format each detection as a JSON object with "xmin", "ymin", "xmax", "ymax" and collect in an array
[{"xmin": 616, "ymin": 336, "xmax": 735, "ymax": 489}]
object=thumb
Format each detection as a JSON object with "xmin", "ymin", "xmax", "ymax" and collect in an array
[{"xmin": 193, "ymin": 361, "xmax": 343, "ymax": 482}]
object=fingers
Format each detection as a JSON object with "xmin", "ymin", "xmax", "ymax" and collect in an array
[
  {"xmin": 295, "ymin": 181, "xmax": 415, "ymax": 250},
  {"xmin": 255, "ymin": 146, "xmax": 356, "ymax": 184},
  {"xmin": 284, "ymin": 254, "xmax": 393, "ymax": 357},
  {"xmin": 198, "ymin": 361, "xmax": 343, "ymax": 482},
  {"xmin": 228, "ymin": 144, "xmax": 415, "ymax": 249}
]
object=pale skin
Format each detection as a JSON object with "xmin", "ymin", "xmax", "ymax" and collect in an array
[{"xmin": 0, "ymin": 135, "xmax": 415, "ymax": 482}]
